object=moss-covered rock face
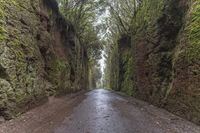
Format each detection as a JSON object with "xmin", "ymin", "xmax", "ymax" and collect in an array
[
  {"xmin": 0, "ymin": 0, "xmax": 47, "ymax": 119},
  {"xmin": 0, "ymin": 0, "xmax": 89, "ymax": 119},
  {"xmin": 111, "ymin": 0, "xmax": 200, "ymax": 124},
  {"xmin": 187, "ymin": 0, "xmax": 200, "ymax": 61},
  {"xmin": 132, "ymin": 0, "xmax": 200, "ymax": 124},
  {"xmin": 117, "ymin": 35, "xmax": 135, "ymax": 96},
  {"xmin": 175, "ymin": 0, "xmax": 200, "ymax": 123},
  {"xmin": 161, "ymin": 0, "xmax": 200, "ymax": 124},
  {"xmin": 109, "ymin": 43, "xmax": 119, "ymax": 91}
]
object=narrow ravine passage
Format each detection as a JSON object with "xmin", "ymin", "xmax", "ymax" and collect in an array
[
  {"xmin": 0, "ymin": 89, "xmax": 199, "ymax": 133},
  {"xmin": 1, "ymin": 0, "xmax": 200, "ymax": 132}
]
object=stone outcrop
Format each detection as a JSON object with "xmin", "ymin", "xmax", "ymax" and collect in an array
[{"xmin": 0, "ymin": 0, "xmax": 88, "ymax": 119}]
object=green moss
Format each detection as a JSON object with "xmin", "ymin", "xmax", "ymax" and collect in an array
[
  {"xmin": 0, "ymin": 0, "xmax": 18, "ymax": 42},
  {"xmin": 0, "ymin": 9, "xmax": 4, "ymax": 18},
  {"xmin": 109, "ymin": 43, "xmax": 120, "ymax": 90},
  {"xmin": 0, "ymin": 0, "xmax": 17, "ymax": 17},
  {"xmin": 187, "ymin": 0, "xmax": 200, "ymax": 61},
  {"xmin": 0, "ymin": 27, "xmax": 7, "ymax": 41},
  {"xmin": 0, "ymin": 2, "xmax": 6, "ymax": 42},
  {"xmin": 47, "ymin": 58, "xmax": 71, "ymax": 95},
  {"xmin": 121, "ymin": 49, "xmax": 135, "ymax": 96},
  {"xmin": 132, "ymin": 0, "xmax": 164, "ymax": 32}
]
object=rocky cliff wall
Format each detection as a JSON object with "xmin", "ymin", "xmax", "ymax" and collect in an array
[
  {"xmin": 0, "ymin": 0, "xmax": 88, "ymax": 119},
  {"xmin": 133, "ymin": 0, "xmax": 200, "ymax": 124},
  {"xmin": 114, "ymin": 0, "xmax": 200, "ymax": 124}
]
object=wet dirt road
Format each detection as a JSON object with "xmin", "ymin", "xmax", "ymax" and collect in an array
[{"xmin": 0, "ymin": 89, "xmax": 200, "ymax": 133}]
